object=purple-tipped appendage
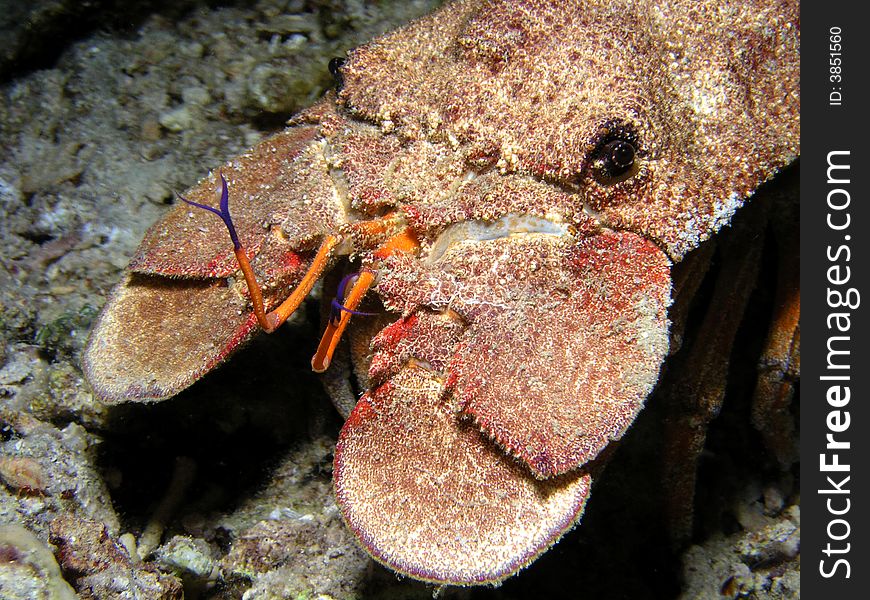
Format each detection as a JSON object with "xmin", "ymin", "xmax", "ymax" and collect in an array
[
  {"xmin": 178, "ymin": 173, "xmax": 242, "ymax": 251},
  {"xmin": 330, "ymin": 272, "xmax": 376, "ymax": 325}
]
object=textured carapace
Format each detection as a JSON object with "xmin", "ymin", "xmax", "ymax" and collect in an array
[
  {"xmin": 340, "ymin": 0, "xmax": 799, "ymax": 258},
  {"xmin": 83, "ymin": 0, "xmax": 799, "ymax": 586}
]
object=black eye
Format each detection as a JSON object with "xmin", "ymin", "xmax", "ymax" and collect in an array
[
  {"xmin": 590, "ymin": 135, "xmax": 639, "ymax": 185},
  {"xmin": 607, "ymin": 140, "xmax": 635, "ymax": 170}
]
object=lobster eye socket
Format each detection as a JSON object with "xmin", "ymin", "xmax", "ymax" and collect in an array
[{"xmin": 592, "ymin": 137, "xmax": 638, "ymax": 185}]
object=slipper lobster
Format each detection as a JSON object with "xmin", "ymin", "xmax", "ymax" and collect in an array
[{"xmin": 83, "ymin": 0, "xmax": 799, "ymax": 585}]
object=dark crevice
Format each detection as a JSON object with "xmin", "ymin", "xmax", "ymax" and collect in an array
[
  {"xmin": 20, "ymin": 230, "xmax": 57, "ymax": 245},
  {"xmin": 94, "ymin": 319, "xmax": 342, "ymax": 534},
  {"xmin": 0, "ymin": 1, "xmax": 246, "ymax": 82},
  {"xmin": 249, "ymin": 110, "xmax": 295, "ymax": 132}
]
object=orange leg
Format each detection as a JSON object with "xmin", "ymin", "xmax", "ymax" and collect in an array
[
  {"xmin": 232, "ymin": 235, "xmax": 339, "ymax": 333},
  {"xmin": 265, "ymin": 235, "xmax": 339, "ymax": 331},
  {"xmin": 312, "ymin": 270, "xmax": 376, "ymax": 372},
  {"xmin": 312, "ymin": 227, "xmax": 419, "ymax": 372},
  {"xmin": 235, "ymin": 226, "xmax": 418, "ymax": 372}
]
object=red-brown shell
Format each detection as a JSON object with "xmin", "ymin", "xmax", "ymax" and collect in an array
[
  {"xmin": 83, "ymin": 0, "xmax": 800, "ymax": 585},
  {"xmin": 334, "ymin": 367, "xmax": 593, "ymax": 584}
]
